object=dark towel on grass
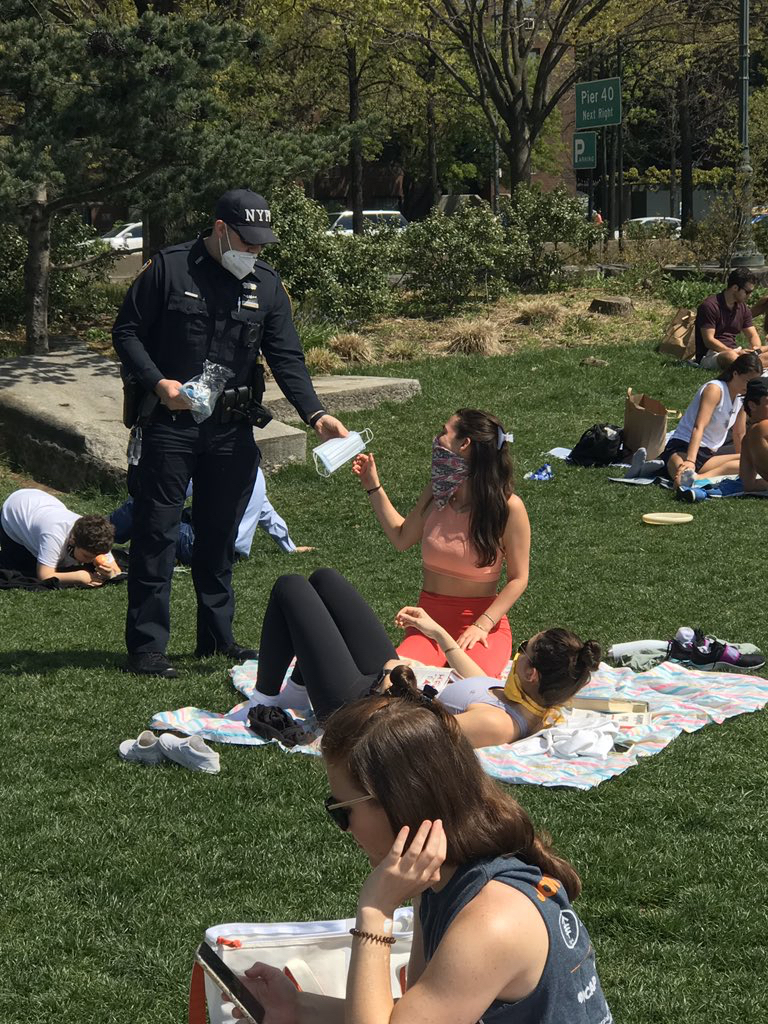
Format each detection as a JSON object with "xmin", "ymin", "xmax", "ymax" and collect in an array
[{"xmin": 0, "ymin": 569, "xmax": 60, "ymax": 591}]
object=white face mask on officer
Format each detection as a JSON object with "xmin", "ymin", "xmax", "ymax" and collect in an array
[{"xmin": 219, "ymin": 226, "xmax": 257, "ymax": 280}]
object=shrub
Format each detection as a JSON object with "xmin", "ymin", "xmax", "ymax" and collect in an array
[
  {"xmin": 267, "ymin": 185, "xmax": 396, "ymax": 327},
  {"xmin": 318, "ymin": 233, "xmax": 397, "ymax": 325},
  {"xmin": 305, "ymin": 346, "xmax": 344, "ymax": 374},
  {"xmin": 498, "ymin": 185, "xmax": 601, "ymax": 291},
  {"xmin": 399, "ymin": 204, "xmax": 514, "ymax": 310},
  {"xmin": 327, "ymin": 332, "xmax": 375, "ymax": 363},
  {"xmin": 0, "ymin": 213, "xmax": 116, "ymax": 327},
  {"xmin": 384, "ymin": 338, "xmax": 418, "ymax": 361},
  {"xmin": 444, "ymin": 318, "xmax": 501, "ymax": 355},
  {"xmin": 512, "ymin": 298, "xmax": 566, "ymax": 326}
]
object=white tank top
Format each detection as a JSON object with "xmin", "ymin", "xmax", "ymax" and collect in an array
[{"xmin": 672, "ymin": 380, "xmax": 741, "ymax": 451}]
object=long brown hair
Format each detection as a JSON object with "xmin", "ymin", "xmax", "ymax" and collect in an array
[
  {"xmin": 321, "ymin": 693, "xmax": 582, "ymax": 899},
  {"xmin": 454, "ymin": 408, "xmax": 514, "ymax": 567}
]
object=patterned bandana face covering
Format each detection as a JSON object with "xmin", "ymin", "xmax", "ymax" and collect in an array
[{"xmin": 431, "ymin": 437, "xmax": 470, "ymax": 509}]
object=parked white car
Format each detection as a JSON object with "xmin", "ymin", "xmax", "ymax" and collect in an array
[
  {"xmin": 327, "ymin": 210, "xmax": 409, "ymax": 235},
  {"xmin": 100, "ymin": 222, "xmax": 143, "ymax": 252},
  {"xmin": 614, "ymin": 217, "xmax": 682, "ymax": 240}
]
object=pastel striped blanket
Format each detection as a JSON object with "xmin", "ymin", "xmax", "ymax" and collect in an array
[{"xmin": 149, "ymin": 660, "xmax": 768, "ymax": 790}]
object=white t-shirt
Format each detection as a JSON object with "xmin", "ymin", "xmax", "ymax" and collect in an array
[{"xmin": 0, "ymin": 489, "xmax": 79, "ymax": 567}]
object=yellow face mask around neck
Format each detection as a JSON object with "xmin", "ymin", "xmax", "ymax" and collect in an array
[{"xmin": 503, "ymin": 653, "xmax": 565, "ymax": 727}]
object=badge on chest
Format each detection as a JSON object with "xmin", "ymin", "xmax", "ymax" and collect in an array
[{"xmin": 241, "ymin": 281, "xmax": 259, "ymax": 310}]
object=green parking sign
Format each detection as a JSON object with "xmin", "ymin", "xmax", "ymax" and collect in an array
[
  {"xmin": 575, "ymin": 77, "xmax": 621, "ymax": 130},
  {"xmin": 573, "ymin": 131, "xmax": 597, "ymax": 169}
]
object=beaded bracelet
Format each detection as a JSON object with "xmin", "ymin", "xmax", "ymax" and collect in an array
[{"xmin": 349, "ymin": 928, "xmax": 396, "ymax": 945}]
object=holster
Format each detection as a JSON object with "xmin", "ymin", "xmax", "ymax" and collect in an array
[{"xmin": 121, "ymin": 370, "xmax": 159, "ymax": 428}]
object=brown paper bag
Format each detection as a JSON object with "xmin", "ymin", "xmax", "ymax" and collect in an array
[
  {"xmin": 659, "ymin": 307, "xmax": 696, "ymax": 359},
  {"xmin": 623, "ymin": 388, "xmax": 669, "ymax": 458}
]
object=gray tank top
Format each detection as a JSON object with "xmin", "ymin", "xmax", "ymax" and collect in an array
[{"xmin": 419, "ymin": 855, "xmax": 612, "ymax": 1024}]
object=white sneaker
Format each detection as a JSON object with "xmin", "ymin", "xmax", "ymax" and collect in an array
[
  {"xmin": 158, "ymin": 733, "xmax": 221, "ymax": 774},
  {"xmin": 252, "ymin": 677, "xmax": 312, "ymax": 712},
  {"xmin": 119, "ymin": 730, "xmax": 166, "ymax": 765}
]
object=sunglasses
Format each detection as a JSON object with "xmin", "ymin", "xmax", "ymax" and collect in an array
[
  {"xmin": 324, "ymin": 793, "xmax": 374, "ymax": 831},
  {"xmin": 517, "ymin": 638, "xmax": 538, "ymax": 669}
]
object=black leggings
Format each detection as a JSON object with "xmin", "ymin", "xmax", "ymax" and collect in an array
[{"xmin": 257, "ymin": 568, "xmax": 397, "ymax": 720}]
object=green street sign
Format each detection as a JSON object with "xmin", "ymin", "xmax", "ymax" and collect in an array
[
  {"xmin": 573, "ymin": 131, "xmax": 597, "ymax": 169},
  {"xmin": 575, "ymin": 77, "xmax": 622, "ymax": 130}
]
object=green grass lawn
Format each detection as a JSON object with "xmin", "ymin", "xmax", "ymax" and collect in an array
[{"xmin": 2, "ymin": 337, "xmax": 767, "ymax": 1024}]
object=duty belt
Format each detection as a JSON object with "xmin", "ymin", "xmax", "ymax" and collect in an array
[{"xmin": 214, "ymin": 386, "xmax": 273, "ymax": 428}]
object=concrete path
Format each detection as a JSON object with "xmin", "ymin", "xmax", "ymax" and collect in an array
[{"xmin": 0, "ymin": 349, "xmax": 420, "ymax": 491}]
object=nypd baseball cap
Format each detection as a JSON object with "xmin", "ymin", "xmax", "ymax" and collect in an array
[{"xmin": 214, "ymin": 189, "xmax": 278, "ymax": 245}]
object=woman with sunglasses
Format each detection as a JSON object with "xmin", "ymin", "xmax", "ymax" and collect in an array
[
  {"xmin": 233, "ymin": 695, "xmax": 611, "ymax": 1024},
  {"xmin": 251, "ymin": 569, "xmax": 599, "ymax": 747},
  {"xmin": 661, "ymin": 350, "xmax": 762, "ymax": 489},
  {"xmin": 352, "ymin": 408, "xmax": 530, "ymax": 677}
]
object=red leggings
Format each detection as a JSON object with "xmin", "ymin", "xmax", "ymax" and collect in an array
[{"xmin": 396, "ymin": 590, "xmax": 512, "ymax": 678}]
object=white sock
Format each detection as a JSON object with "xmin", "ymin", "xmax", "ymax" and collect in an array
[
  {"xmin": 253, "ymin": 678, "xmax": 311, "ymax": 711},
  {"xmin": 625, "ymin": 447, "xmax": 648, "ymax": 478}
]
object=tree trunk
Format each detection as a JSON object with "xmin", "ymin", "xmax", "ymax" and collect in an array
[
  {"xmin": 24, "ymin": 185, "xmax": 52, "ymax": 355},
  {"xmin": 679, "ymin": 76, "xmax": 694, "ymax": 229},
  {"xmin": 347, "ymin": 45, "xmax": 364, "ymax": 235},
  {"xmin": 501, "ymin": 131, "xmax": 531, "ymax": 188},
  {"xmin": 426, "ymin": 54, "xmax": 440, "ymax": 210}
]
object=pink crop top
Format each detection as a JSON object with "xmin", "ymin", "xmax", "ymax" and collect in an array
[{"xmin": 421, "ymin": 503, "xmax": 503, "ymax": 582}]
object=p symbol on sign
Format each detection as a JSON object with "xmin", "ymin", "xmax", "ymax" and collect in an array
[{"xmin": 575, "ymin": 139, "xmax": 585, "ymax": 161}]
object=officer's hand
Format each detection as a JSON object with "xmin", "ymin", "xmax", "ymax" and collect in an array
[
  {"xmin": 155, "ymin": 378, "xmax": 192, "ymax": 411},
  {"xmin": 313, "ymin": 415, "xmax": 348, "ymax": 441}
]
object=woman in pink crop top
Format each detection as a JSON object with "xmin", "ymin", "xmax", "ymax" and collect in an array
[{"xmin": 353, "ymin": 408, "xmax": 530, "ymax": 676}]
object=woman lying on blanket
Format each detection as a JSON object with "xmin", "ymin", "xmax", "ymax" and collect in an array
[
  {"xmin": 352, "ymin": 408, "xmax": 530, "ymax": 677},
  {"xmin": 662, "ymin": 350, "xmax": 762, "ymax": 488},
  {"xmin": 232, "ymin": 695, "xmax": 611, "ymax": 1024},
  {"xmin": 251, "ymin": 568, "xmax": 600, "ymax": 747}
]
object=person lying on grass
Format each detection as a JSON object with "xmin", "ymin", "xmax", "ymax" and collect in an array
[
  {"xmin": 738, "ymin": 377, "xmax": 768, "ymax": 493},
  {"xmin": 231, "ymin": 695, "xmax": 612, "ymax": 1024},
  {"xmin": 352, "ymin": 408, "xmax": 530, "ymax": 678},
  {"xmin": 251, "ymin": 568, "xmax": 600, "ymax": 747},
  {"xmin": 662, "ymin": 351, "xmax": 762, "ymax": 489},
  {"xmin": 0, "ymin": 488, "xmax": 116, "ymax": 587}
]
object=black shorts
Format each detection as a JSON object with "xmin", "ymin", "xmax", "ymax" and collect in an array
[{"xmin": 661, "ymin": 439, "xmax": 715, "ymax": 474}]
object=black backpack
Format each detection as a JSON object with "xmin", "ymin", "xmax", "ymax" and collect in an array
[{"xmin": 567, "ymin": 423, "xmax": 623, "ymax": 467}]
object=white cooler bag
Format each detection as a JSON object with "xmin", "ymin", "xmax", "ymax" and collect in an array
[{"xmin": 189, "ymin": 909, "xmax": 414, "ymax": 1024}]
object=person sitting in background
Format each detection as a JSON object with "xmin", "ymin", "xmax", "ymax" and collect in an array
[
  {"xmin": 352, "ymin": 409, "xmax": 530, "ymax": 677},
  {"xmin": 110, "ymin": 467, "xmax": 312, "ymax": 564},
  {"xmin": 739, "ymin": 377, "xmax": 768, "ymax": 493},
  {"xmin": 233, "ymin": 694, "xmax": 611, "ymax": 1024},
  {"xmin": 694, "ymin": 269, "xmax": 768, "ymax": 369},
  {"xmin": 0, "ymin": 488, "xmax": 114, "ymax": 587},
  {"xmin": 661, "ymin": 351, "xmax": 762, "ymax": 488}
]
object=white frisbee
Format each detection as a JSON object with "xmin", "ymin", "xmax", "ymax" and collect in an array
[{"xmin": 642, "ymin": 512, "xmax": 694, "ymax": 525}]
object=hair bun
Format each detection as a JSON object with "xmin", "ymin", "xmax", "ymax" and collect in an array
[
  {"xmin": 577, "ymin": 640, "xmax": 601, "ymax": 672},
  {"xmin": 388, "ymin": 664, "xmax": 420, "ymax": 699}
]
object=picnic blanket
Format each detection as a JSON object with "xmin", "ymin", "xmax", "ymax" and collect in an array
[{"xmin": 149, "ymin": 659, "xmax": 768, "ymax": 790}]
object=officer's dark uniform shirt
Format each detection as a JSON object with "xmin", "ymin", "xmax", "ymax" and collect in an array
[{"xmin": 113, "ymin": 236, "xmax": 321, "ymax": 421}]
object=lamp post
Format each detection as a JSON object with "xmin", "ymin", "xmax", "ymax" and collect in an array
[{"xmin": 732, "ymin": 0, "xmax": 764, "ymax": 266}]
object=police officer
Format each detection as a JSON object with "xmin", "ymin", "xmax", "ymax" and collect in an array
[{"xmin": 113, "ymin": 189, "xmax": 348, "ymax": 678}]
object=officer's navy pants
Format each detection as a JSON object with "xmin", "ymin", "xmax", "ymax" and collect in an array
[{"xmin": 126, "ymin": 410, "xmax": 258, "ymax": 654}]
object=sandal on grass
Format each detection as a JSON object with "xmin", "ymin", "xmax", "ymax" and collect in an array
[{"xmin": 247, "ymin": 704, "xmax": 315, "ymax": 748}]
